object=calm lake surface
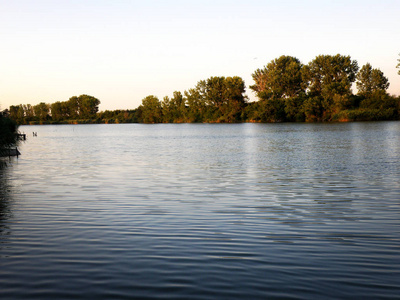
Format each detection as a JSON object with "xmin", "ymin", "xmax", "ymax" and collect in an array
[{"xmin": 1, "ymin": 122, "xmax": 400, "ymax": 299}]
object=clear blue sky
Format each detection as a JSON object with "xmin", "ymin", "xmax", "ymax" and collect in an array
[{"xmin": 1, "ymin": 0, "xmax": 399, "ymax": 111}]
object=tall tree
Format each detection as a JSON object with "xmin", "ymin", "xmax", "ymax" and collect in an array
[
  {"xmin": 139, "ymin": 95, "xmax": 162, "ymax": 123},
  {"xmin": 161, "ymin": 96, "xmax": 172, "ymax": 123},
  {"xmin": 9, "ymin": 105, "xmax": 25, "ymax": 124},
  {"xmin": 50, "ymin": 101, "xmax": 64, "ymax": 121},
  {"xmin": 79, "ymin": 95, "xmax": 101, "ymax": 119},
  {"xmin": 251, "ymin": 55, "xmax": 304, "ymax": 121},
  {"xmin": 163, "ymin": 91, "xmax": 186, "ymax": 122},
  {"xmin": 67, "ymin": 96, "xmax": 81, "ymax": 119},
  {"xmin": 251, "ymin": 55, "xmax": 304, "ymax": 100},
  {"xmin": 356, "ymin": 63, "xmax": 389, "ymax": 96},
  {"xmin": 23, "ymin": 104, "xmax": 35, "ymax": 122},
  {"xmin": 33, "ymin": 102, "xmax": 50, "ymax": 122},
  {"xmin": 202, "ymin": 76, "xmax": 247, "ymax": 122},
  {"xmin": 302, "ymin": 54, "xmax": 359, "ymax": 120},
  {"xmin": 223, "ymin": 76, "xmax": 247, "ymax": 122},
  {"xmin": 184, "ymin": 87, "xmax": 205, "ymax": 122}
]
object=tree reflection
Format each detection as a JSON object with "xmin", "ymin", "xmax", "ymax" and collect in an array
[{"xmin": 0, "ymin": 163, "xmax": 12, "ymax": 238}]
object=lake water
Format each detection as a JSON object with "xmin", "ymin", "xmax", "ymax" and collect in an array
[{"xmin": 1, "ymin": 122, "xmax": 400, "ymax": 299}]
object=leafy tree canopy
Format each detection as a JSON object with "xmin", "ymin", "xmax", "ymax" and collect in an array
[
  {"xmin": 356, "ymin": 63, "xmax": 389, "ymax": 96},
  {"xmin": 250, "ymin": 55, "xmax": 304, "ymax": 100}
]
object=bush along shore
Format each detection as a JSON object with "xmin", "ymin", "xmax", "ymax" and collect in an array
[
  {"xmin": 6, "ymin": 54, "xmax": 400, "ymax": 125},
  {"xmin": 0, "ymin": 110, "xmax": 20, "ymax": 158}
]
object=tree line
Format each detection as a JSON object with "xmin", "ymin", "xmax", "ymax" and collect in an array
[
  {"xmin": 8, "ymin": 94, "xmax": 101, "ymax": 125},
  {"xmin": 6, "ymin": 54, "xmax": 400, "ymax": 125}
]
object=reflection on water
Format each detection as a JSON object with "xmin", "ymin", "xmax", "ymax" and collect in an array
[
  {"xmin": 0, "ymin": 163, "xmax": 13, "ymax": 246},
  {"xmin": 0, "ymin": 122, "xmax": 400, "ymax": 299}
]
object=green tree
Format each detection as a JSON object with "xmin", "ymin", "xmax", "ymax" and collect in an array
[
  {"xmin": 23, "ymin": 104, "xmax": 35, "ymax": 122},
  {"xmin": 9, "ymin": 105, "xmax": 25, "ymax": 124},
  {"xmin": 169, "ymin": 91, "xmax": 186, "ymax": 122},
  {"xmin": 161, "ymin": 96, "xmax": 173, "ymax": 123},
  {"xmin": 302, "ymin": 97, "xmax": 324, "ymax": 122},
  {"xmin": 195, "ymin": 76, "xmax": 247, "ymax": 122},
  {"xmin": 64, "ymin": 95, "xmax": 100, "ymax": 119},
  {"xmin": 33, "ymin": 102, "xmax": 50, "ymax": 122},
  {"xmin": 356, "ymin": 63, "xmax": 389, "ymax": 97},
  {"xmin": 221, "ymin": 76, "xmax": 247, "ymax": 122},
  {"xmin": 161, "ymin": 92, "xmax": 186, "ymax": 123},
  {"xmin": 50, "ymin": 101, "xmax": 64, "ymax": 122},
  {"xmin": 251, "ymin": 55, "xmax": 304, "ymax": 121},
  {"xmin": 302, "ymin": 54, "xmax": 359, "ymax": 120},
  {"xmin": 67, "ymin": 96, "xmax": 80, "ymax": 119},
  {"xmin": 79, "ymin": 95, "xmax": 101, "ymax": 119},
  {"xmin": 184, "ymin": 87, "xmax": 205, "ymax": 122},
  {"xmin": 139, "ymin": 95, "xmax": 162, "ymax": 123},
  {"xmin": 251, "ymin": 55, "xmax": 304, "ymax": 100}
]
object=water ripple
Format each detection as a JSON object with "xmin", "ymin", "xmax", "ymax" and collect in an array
[{"xmin": 1, "ymin": 122, "xmax": 399, "ymax": 299}]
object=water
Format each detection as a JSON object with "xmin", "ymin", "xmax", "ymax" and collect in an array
[{"xmin": 1, "ymin": 122, "xmax": 400, "ymax": 299}]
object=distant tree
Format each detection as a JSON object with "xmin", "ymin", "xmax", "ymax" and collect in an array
[
  {"xmin": 184, "ymin": 87, "xmax": 205, "ymax": 122},
  {"xmin": 79, "ymin": 95, "xmax": 101, "ymax": 119},
  {"xmin": 222, "ymin": 76, "xmax": 247, "ymax": 122},
  {"xmin": 251, "ymin": 55, "xmax": 304, "ymax": 100},
  {"xmin": 356, "ymin": 63, "xmax": 389, "ymax": 96},
  {"xmin": 64, "ymin": 95, "xmax": 100, "ymax": 119},
  {"xmin": 139, "ymin": 95, "xmax": 162, "ymax": 123},
  {"xmin": 251, "ymin": 55, "xmax": 304, "ymax": 121},
  {"xmin": 33, "ymin": 102, "xmax": 50, "ymax": 122},
  {"xmin": 169, "ymin": 91, "xmax": 186, "ymax": 122},
  {"xmin": 258, "ymin": 98, "xmax": 286, "ymax": 122},
  {"xmin": 161, "ymin": 96, "xmax": 173, "ymax": 123},
  {"xmin": 23, "ymin": 104, "xmax": 35, "ymax": 122},
  {"xmin": 50, "ymin": 101, "xmax": 64, "ymax": 121},
  {"xmin": 9, "ymin": 105, "xmax": 25, "ymax": 124},
  {"xmin": 67, "ymin": 96, "xmax": 81, "ymax": 119},
  {"xmin": 200, "ymin": 76, "xmax": 247, "ymax": 122},
  {"xmin": 302, "ymin": 54, "xmax": 359, "ymax": 120},
  {"xmin": 160, "ymin": 91, "xmax": 186, "ymax": 123}
]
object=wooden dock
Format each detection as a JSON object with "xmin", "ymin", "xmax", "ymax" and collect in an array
[
  {"xmin": 0, "ymin": 148, "xmax": 21, "ymax": 158},
  {"xmin": 17, "ymin": 133, "xmax": 26, "ymax": 140}
]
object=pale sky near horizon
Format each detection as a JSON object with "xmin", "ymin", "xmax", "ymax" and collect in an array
[{"xmin": 1, "ymin": 0, "xmax": 399, "ymax": 111}]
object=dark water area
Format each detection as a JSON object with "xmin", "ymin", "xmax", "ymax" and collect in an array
[{"xmin": 1, "ymin": 122, "xmax": 399, "ymax": 299}]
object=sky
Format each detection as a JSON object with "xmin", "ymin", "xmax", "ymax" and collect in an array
[{"xmin": 0, "ymin": 0, "xmax": 399, "ymax": 111}]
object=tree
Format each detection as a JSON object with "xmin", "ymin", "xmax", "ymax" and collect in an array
[
  {"xmin": 9, "ymin": 105, "xmax": 25, "ymax": 124},
  {"xmin": 139, "ymin": 95, "xmax": 162, "ymax": 123},
  {"xmin": 251, "ymin": 55, "xmax": 304, "ymax": 100},
  {"xmin": 302, "ymin": 54, "xmax": 359, "ymax": 120},
  {"xmin": 50, "ymin": 101, "xmax": 64, "ymax": 121},
  {"xmin": 67, "ymin": 96, "xmax": 80, "ymax": 119},
  {"xmin": 356, "ymin": 63, "xmax": 389, "ymax": 96},
  {"xmin": 170, "ymin": 91, "xmax": 186, "ymax": 122},
  {"xmin": 251, "ymin": 55, "xmax": 304, "ymax": 121},
  {"xmin": 186, "ymin": 76, "xmax": 248, "ymax": 122},
  {"xmin": 162, "ymin": 91, "xmax": 186, "ymax": 123},
  {"xmin": 23, "ymin": 104, "xmax": 35, "ymax": 122},
  {"xmin": 33, "ymin": 102, "xmax": 50, "ymax": 122},
  {"xmin": 161, "ymin": 96, "xmax": 172, "ymax": 123},
  {"xmin": 64, "ymin": 95, "xmax": 100, "ymax": 119},
  {"xmin": 222, "ymin": 76, "xmax": 247, "ymax": 122},
  {"xmin": 79, "ymin": 95, "xmax": 101, "ymax": 119},
  {"xmin": 184, "ymin": 87, "xmax": 205, "ymax": 122}
]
